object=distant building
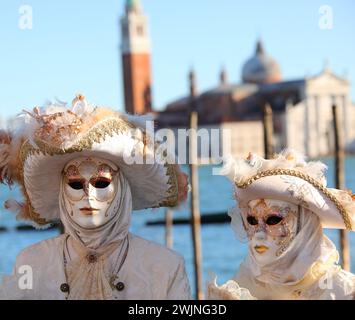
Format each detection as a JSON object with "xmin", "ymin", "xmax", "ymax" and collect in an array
[
  {"xmin": 156, "ymin": 40, "xmax": 355, "ymax": 158},
  {"xmin": 119, "ymin": 2, "xmax": 354, "ymax": 159},
  {"xmin": 121, "ymin": 0, "xmax": 152, "ymax": 114},
  {"xmin": 285, "ymin": 65, "xmax": 354, "ymax": 158}
]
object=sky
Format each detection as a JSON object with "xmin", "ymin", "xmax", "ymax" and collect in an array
[{"xmin": 0, "ymin": 0, "xmax": 354, "ymax": 120}]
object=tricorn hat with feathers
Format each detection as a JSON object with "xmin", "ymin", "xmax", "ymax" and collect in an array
[
  {"xmin": 0, "ymin": 94, "xmax": 188, "ymax": 228},
  {"xmin": 221, "ymin": 149, "xmax": 355, "ymax": 230}
]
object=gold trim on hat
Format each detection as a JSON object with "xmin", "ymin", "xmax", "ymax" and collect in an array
[
  {"xmin": 158, "ymin": 163, "xmax": 179, "ymax": 207},
  {"xmin": 236, "ymin": 168, "xmax": 352, "ymax": 230}
]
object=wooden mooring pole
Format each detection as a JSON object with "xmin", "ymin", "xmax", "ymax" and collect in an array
[
  {"xmin": 263, "ymin": 103, "xmax": 274, "ymax": 159},
  {"xmin": 188, "ymin": 69, "xmax": 203, "ymax": 300},
  {"xmin": 332, "ymin": 104, "xmax": 350, "ymax": 271},
  {"xmin": 165, "ymin": 208, "xmax": 173, "ymax": 249}
]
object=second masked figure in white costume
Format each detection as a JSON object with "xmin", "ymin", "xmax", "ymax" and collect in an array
[
  {"xmin": 207, "ymin": 150, "xmax": 355, "ymax": 300},
  {"xmin": 0, "ymin": 95, "xmax": 191, "ymax": 300}
]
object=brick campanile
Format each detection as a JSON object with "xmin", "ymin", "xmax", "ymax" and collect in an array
[{"xmin": 121, "ymin": 0, "xmax": 152, "ymax": 114}]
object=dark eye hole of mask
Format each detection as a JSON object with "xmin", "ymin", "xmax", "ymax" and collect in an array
[
  {"xmin": 266, "ymin": 215, "xmax": 283, "ymax": 225},
  {"xmin": 68, "ymin": 180, "xmax": 84, "ymax": 190},
  {"xmin": 246, "ymin": 216, "xmax": 258, "ymax": 226},
  {"xmin": 90, "ymin": 178, "xmax": 111, "ymax": 189},
  {"xmin": 67, "ymin": 178, "xmax": 111, "ymax": 190}
]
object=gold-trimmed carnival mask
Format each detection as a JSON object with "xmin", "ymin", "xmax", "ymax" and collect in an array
[
  {"xmin": 62, "ymin": 157, "xmax": 119, "ymax": 228},
  {"xmin": 244, "ymin": 199, "xmax": 299, "ymax": 265}
]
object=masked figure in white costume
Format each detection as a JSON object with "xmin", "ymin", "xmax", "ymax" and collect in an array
[
  {"xmin": 207, "ymin": 150, "xmax": 355, "ymax": 300},
  {"xmin": 0, "ymin": 95, "xmax": 191, "ymax": 300}
]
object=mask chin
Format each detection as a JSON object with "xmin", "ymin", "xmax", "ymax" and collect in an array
[
  {"xmin": 64, "ymin": 198, "xmax": 112, "ymax": 229},
  {"xmin": 249, "ymin": 232, "xmax": 285, "ymax": 266}
]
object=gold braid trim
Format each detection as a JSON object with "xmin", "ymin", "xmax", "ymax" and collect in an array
[
  {"xmin": 158, "ymin": 163, "xmax": 179, "ymax": 207},
  {"xmin": 236, "ymin": 168, "xmax": 352, "ymax": 230},
  {"xmin": 18, "ymin": 117, "xmax": 178, "ymax": 225}
]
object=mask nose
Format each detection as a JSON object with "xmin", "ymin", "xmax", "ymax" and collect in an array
[
  {"xmin": 83, "ymin": 183, "xmax": 97, "ymax": 200},
  {"xmin": 254, "ymin": 229, "xmax": 267, "ymax": 240}
]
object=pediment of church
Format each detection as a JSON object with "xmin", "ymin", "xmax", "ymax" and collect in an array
[{"xmin": 306, "ymin": 70, "xmax": 349, "ymax": 94}]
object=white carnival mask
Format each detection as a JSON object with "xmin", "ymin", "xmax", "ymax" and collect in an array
[
  {"xmin": 62, "ymin": 157, "xmax": 119, "ymax": 229},
  {"xmin": 244, "ymin": 199, "xmax": 299, "ymax": 266}
]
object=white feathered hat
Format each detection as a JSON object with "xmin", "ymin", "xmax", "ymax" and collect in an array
[
  {"xmin": 221, "ymin": 149, "xmax": 355, "ymax": 230},
  {"xmin": 0, "ymin": 95, "xmax": 188, "ymax": 228}
]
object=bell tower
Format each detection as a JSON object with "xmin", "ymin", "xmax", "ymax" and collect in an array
[{"xmin": 121, "ymin": 0, "xmax": 152, "ymax": 114}]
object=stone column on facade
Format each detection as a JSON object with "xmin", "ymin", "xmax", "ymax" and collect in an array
[
  {"xmin": 342, "ymin": 94, "xmax": 349, "ymax": 145},
  {"xmin": 314, "ymin": 95, "xmax": 320, "ymax": 157},
  {"xmin": 284, "ymin": 99, "xmax": 292, "ymax": 150},
  {"xmin": 304, "ymin": 96, "xmax": 310, "ymax": 157}
]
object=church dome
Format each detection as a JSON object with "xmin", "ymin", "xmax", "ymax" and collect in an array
[{"xmin": 242, "ymin": 40, "xmax": 281, "ymax": 84}]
